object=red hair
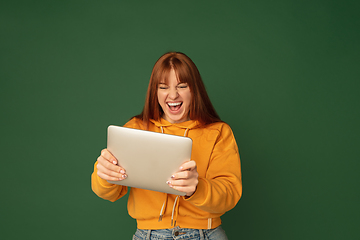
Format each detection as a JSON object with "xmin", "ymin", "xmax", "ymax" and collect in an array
[{"xmin": 135, "ymin": 52, "xmax": 221, "ymax": 127}]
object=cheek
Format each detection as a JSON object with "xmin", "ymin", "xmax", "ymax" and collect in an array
[
  {"xmin": 157, "ymin": 91, "xmax": 162, "ymax": 102},
  {"xmin": 184, "ymin": 92, "xmax": 192, "ymax": 107},
  {"xmin": 157, "ymin": 92, "xmax": 166, "ymax": 107}
]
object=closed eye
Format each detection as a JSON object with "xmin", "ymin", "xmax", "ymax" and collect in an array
[
  {"xmin": 158, "ymin": 84, "xmax": 169, "ymax": 89},
  {"xmin": 177, "ymin": 83, "xmax": 188, "ymax": 89}
]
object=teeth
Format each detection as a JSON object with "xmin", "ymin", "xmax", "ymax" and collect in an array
[{"xmin": 168, "ymin": 102, "xmax": 181, "ymax": 106}]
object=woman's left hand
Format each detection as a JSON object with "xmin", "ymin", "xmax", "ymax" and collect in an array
[{"xmin": 167, "ymin": 160, "xmax": 199, "ymax": 197}]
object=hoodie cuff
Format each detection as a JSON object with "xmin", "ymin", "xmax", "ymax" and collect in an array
[{"xmin": 182, "ymin": 177, "xmax": 209, "ymax": 205}]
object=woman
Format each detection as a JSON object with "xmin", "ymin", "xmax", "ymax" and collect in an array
[{"xmin": 91, "ymin": 52, "xmax": 242, "ymax": 239}]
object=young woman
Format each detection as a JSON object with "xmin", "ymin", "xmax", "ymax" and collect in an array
[{"xmin": 91, "ymin": 52, "xmax": 242, "ymax": 240}]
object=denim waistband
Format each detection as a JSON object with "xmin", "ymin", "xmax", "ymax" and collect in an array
[{"xmin": 133, "ymin": 226, "xmax": 228, "ymax": 240}]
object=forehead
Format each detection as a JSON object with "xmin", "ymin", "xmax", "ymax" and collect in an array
[{"xmin": 158, "ymin": 68, "xmax": 186, "ymax": 84}]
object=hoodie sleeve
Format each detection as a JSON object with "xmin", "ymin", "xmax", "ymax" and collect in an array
[
  {"xmin": 184, "ymin": 123, "xmax": 242, "ymax": 213},
  {"xmin": 91, "ymin": 162, "xmax": 128, "ymax": 202}
]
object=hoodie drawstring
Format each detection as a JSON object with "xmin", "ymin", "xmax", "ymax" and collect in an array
[
  {"xmin": 158, "ymin": 126, "xmax": 189, "ymax": 226},
  {"xmin": 183, "ymin": 128, "xmax": 189, "ymax": 137},
  {"xmin": 158, "ymin": 193, "xmax": 168, "ymax": 222},
  {"xmin": 171, "ymin": 196, "xmax": 180, "ymax": 226}
]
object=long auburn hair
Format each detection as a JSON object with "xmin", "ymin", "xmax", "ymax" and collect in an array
[{"xmin": 135, "ymin": 52, "xmax": 221, "ymax": 127}]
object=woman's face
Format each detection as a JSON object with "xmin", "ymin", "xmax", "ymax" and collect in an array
[{"xmin": 157, "ymin": 69, "xmax": 192, "ymax": 124}]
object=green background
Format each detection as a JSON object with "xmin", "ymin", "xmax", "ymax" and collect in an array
[{"xmin": 1, "ymin": 1, "xmax": 359, "ymax": 239}]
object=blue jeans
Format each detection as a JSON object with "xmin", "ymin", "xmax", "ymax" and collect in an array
[{"xmin": 132, "ymin": 226, "xmax": 228, "ymax": 240}]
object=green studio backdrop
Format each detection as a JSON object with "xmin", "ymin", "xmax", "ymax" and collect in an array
[{"xmin": 1, "ymin": 1, "xmax": 359, "ymax": 239}]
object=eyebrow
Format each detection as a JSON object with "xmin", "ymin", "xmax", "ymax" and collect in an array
[{"xmin": 158, "ymin": 82, "xmax": 188, "ymax": 87}]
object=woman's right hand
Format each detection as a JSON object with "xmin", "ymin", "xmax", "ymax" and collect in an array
[{"xmin": 96, "ymin": 149, "xmax": 127, "ymax": 181}]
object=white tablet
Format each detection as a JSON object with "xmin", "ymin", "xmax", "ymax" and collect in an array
[{"xmin": 107, "ymin": 125, "xmax": 192, "ymax": 196}]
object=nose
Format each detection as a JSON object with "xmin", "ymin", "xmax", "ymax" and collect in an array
[{"xmin": 168, "ymin": 87, "xmax": 179, "ymax": 99}]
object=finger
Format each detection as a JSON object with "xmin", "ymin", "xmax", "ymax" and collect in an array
[
  {"xmin": 101, "ymin": 149, "xmax": 118, "ymax": 165},
  {"xmin": 97, "ymin": 159, "xmax": 119, "ymax": 173},
  {"xmin": 171, "ymin": 185, "xmax": 196, "ymax": 192},
  {"xmin": 96, "ymin": 161, "xmax": 127, "ymax": 180},
  {"xmin": 169, "ymin": 177, "xmax": 198, "ymax": 187},
  {"xmin": 172, "ymin": 161, "xmax": 198, "ymax": 180},
  {"xmin": 97, "ymin": 153, "xmax": 127, "ymax": 180},
  {"xmin": 96, "ymin": 161, "xmax": 119, "ymax": 177},
  {"xmin": 171, "ymin": 170, "xmax": 195, "ymax": 180},
  {"xmin": 179, "ymin": 160, "xmax": 196, "ymax": 171},
  {"xmin": 168, "ymin": 179, "xmax": 188, "ymax": 186},
  {"xmin": 98, "ymin": 148, "xmax": 127, "ymax": 173},
  {"xmin": 97, "ymin": 170, "xmax": 127, "ymax": 181}
]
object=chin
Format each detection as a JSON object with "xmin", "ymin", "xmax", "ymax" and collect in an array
[{"xmin": 170, "ymin": 116, "xmax": 188, "ymax": 124}]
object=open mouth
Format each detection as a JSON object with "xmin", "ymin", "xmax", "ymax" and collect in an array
[{"xmin": 167, "ymin": 102, "xmax": 182, "ymax": 111}]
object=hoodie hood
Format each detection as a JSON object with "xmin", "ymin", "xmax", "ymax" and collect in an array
[{"xmin": 150, "ymin": 118, "xmax": 200, "ymax": 130}]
